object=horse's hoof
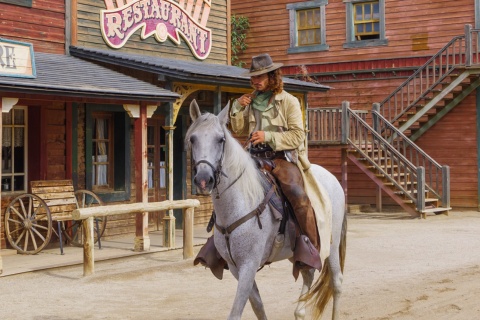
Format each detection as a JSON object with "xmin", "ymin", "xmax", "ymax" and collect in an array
[{"xmin": 294, "ymin": 309, "xmax": 306, "ymax": 320}]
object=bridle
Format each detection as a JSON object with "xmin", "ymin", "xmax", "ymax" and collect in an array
[{"xmin": 192, "ymin": 135, "xmax": 245, "ymax": 199}]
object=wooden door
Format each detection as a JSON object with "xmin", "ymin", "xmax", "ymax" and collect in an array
[{"xmin": 147, "ymin": 117, "xmax": 167, "ymax": 230}]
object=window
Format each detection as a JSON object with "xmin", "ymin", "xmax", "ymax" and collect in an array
[
  {"xmin": 0, "ymin": 0, "xmax": 32, "ymax": 8},
  {"xmin": 2, "ymin": 106, "xmax": 27, "ymax": 193},
  {"xmin": 287, "ymin": 0, "xmax": 328, "ymax": 54},
  {"xmin": 147, "ymin": 121, "xmax": 166, "ymax": 190},
  {"xmin": 92, "ymin": 113, "xmax": 113, "ymax": 190},
  {"xmin": 344, "ymin": 0, "xmax": 387, "ymax": 48},
  {"xmin": 85, "ymin": 105, "xmax": 130, "ymax": 201},
  {"xmin": 297, "ymin": 8, "xmax": 321, "ymax": 46},
  {"xmin": 354, "ymin": 1, "xmax": 379, "ymax": 40}
]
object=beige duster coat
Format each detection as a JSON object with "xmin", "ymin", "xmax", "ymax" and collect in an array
[{"xmin": 230, "ymin": 90, "xmax": 332, "ymax": 265}]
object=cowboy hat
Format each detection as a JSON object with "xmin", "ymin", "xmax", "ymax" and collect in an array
[{"xmin": 241, "ymin": 53, "xmax": 283, "ymax": 77}]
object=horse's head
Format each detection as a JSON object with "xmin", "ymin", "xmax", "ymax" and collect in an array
[{"xmin": 186, "ymin": 99, "xmax": 230, "ymax": 195}]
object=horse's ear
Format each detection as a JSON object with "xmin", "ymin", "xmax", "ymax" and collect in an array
[
  {"xmin": 218, "ymin": 101, "xmax": 230, "ymax": 126},
  {"xmin": 190, "ymin": 99, "xmax": 202, "ymax": 121}
]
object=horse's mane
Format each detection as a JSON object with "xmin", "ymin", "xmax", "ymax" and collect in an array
[{"xmin": 185, "ymin": 112, "xmax": 264, "ymax": 205}]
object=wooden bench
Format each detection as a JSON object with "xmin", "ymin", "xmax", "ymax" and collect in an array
[{"xmin": 4, "ymin": 180, "xmax": 104, "ymax": 255}]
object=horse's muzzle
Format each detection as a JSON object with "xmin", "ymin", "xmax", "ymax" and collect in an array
[{"xmin": 193, "ymin": 169, "xmax": 215, "ymax": 195}]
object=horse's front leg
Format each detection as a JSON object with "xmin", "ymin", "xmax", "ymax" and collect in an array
[
  {"xmin": 228, "ymin": 263, "xmax": 267, "ymax": 320},
  {"xmin": 294, "ymin": 268, "xmax": 315, "ymax": 320},
  {"xmin": 249, "ymin": 280, "xmax": 267, "ymax": 320}
]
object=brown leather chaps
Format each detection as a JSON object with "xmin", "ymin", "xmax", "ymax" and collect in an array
[{"xmin": 271, "ymin": 158, "xmax": 320, "ymax": 252}]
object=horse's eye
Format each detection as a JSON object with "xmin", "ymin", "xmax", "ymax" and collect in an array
[
  {"xmin": 190, "ymin": 136, "xmax": 197, "ymax": 144},
  {"xmin": 219, "ymin": 137, "xmax": 226, "ymax": 144}
]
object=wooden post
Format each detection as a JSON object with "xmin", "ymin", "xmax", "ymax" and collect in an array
[
  {"xmin": 163, "ymin": 125, "xmax": 176, "ymax": 248},
  {"xmin": 417, "ymin": 166, "xmax": 426, "ymax": 218},
  {"xmin": 134, "ymin": 104, "xmax": 150, "ymax": 251},
  {"xmin": 341, "ymin": 101, "xmax": 350, "ymax": 144},
  {"xmin": 183, "ymin": 207, "xmax": 194, "ymax": 259},
  {"xmin": 465, "ymin": 24, "xmax": 472, "ymax": 67},
  {"xmin": 341, "ymin": 148, "xmax": 348, "ymax": 206},
  {"xmin": 376, "ymin": 186, "xmax": 383, "ymax": 212},
  {"xmin": 0, "ymin": 97, "xmax": 2, "ymax": 274},
  {"xmin": 83, "ymin": 217, "xmax": 95, "ymax": 276}
]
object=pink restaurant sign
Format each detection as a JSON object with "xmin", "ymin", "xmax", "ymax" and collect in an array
[{"xmin": 101, "ymin": 0, "xmax": 212, "ymax": 60}]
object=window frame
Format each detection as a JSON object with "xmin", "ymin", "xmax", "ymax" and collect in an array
[
  {"xmin": 0, "ymin": 0, "xmax": 32, "ymax": 8},
  {"xmin": 91, "ymin": 112, "xmax": 115, "ymax": 191},
  {"xmin": 287, "ymin": 0, "xmax": 329, "ymax": 54},
  {"xmin": 1, "ymin": 106, "xmax": 28, "ymax": 194},
  {"xmin": 85, "ymin": 105, "xmax": 131, "ymax": 202},
  {"xmin": 343, "ymin": 0, "xmax": 388, "ymax": 49}
]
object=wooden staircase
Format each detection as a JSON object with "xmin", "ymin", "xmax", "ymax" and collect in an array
[
  {"xmin": 340, "ymin": 102, "xmax": 450, "ymax": 218},
  {"xmin": 392, "ymin": 69, "xmax": 480, "ymax": 141},
  {"xmin": 379, "ymin": 24, "xmax": 480, "ymax": 141}
]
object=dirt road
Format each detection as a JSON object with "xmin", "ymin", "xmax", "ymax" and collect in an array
[{"xmin": 0, "ymin": 210, "xmax": 479, "ymax": 319}]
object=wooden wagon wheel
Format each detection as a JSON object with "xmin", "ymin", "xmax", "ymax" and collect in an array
[
  {"xmin": 4, "ymin": 194, "xmax": 52, "ymax": 254},
  {"xmin": 62, "ymin": 190, "xmax": 106, "ymax": 247}
]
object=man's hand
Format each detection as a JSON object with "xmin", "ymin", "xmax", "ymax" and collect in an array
[
  {"xmin": 250, "ymin": 131, "xmax": 265, "ymax": 145},
  {"xmin": 237, "ymin": 94, "xmax": 254, "ymax": 107}
]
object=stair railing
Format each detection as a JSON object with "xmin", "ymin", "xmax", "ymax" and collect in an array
[
  {"xmin": 307, "ymin": 107, "xmax": 367, "ymax": 144},
  {"xmin": 372, "ymin": 103, "xmax": 450, "ymax": 208},
  {"xmin": 379, "ymin": 25, "xmax": 474, "ymax": 123},
  {"xmin": 465, "ymin": 24, "xmax": 480, "ymax": 66},
  {"xmin": 341, "ymin": 101, "xmax": 426, "ymax": 211}
]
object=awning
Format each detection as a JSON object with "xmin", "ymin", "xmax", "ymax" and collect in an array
[
  {"xmin": 69, "ymin": 46, "xmax": 330, "ymax": 93},
  {"xmin": 0, "ymin": 52, "xmax": 179, "ymax": 102}
]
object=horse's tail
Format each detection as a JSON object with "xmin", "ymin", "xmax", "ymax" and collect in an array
[{"xmin": 302, "ymin": 210, "xmax": 347, "ymax": 319}]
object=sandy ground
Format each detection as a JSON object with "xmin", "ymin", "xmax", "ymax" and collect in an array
[{"xmin": 0, "ymin": 210, "xmax": 479, "ymax": 320}]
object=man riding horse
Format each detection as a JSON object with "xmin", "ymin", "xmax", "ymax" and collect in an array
[{"xmin": 195, "ymin": 53, "xmax": 332, "ymax": 277}]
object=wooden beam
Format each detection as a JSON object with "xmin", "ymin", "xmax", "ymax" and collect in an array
[
  {"xmin": 72, "ymin": 199, "xmax": 200, "ymax": 219},
  {"xmin": 0, "ymin": 92, "xmax": 165, "ymax": 105},
  {"xmin": 0, "ymin": 98, "xmax": 2, "ymax": 262},
  {"xmin": 183, "ymin": 207, "xmax": 195, "ymax": 259},
  {"xmin": 70, "ymin": 0, "xmax": 78, "ymax": 46},
  {"xmin": 134, "ymin": 104, "xmax": 149, "ymax": 251},
  {"xmin": 83, "ymin": 217, "xmax": 94, "ymax": 276},
  {"xmin": 226, "ymin": 0, "xmax": 231, "ymax": 65},
  {"xmin": 40, "ymin": 106, "xmax": 47, "ymax": 180},
  {"xmin": 66, "ymin": 103, "xmax": 73, "ymax": 179}
]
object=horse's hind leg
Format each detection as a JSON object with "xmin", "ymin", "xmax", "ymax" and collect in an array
[
  {"xmin": 248, "ymin": 280, "xmax": 267, "ymax": 320},
  {"xmin": 295, "ymin": 268, "xmax": 315, "ymax": 320},
  {"xmin": 329, "ymin": 254, "xmax": 343, "ymax": 320}
]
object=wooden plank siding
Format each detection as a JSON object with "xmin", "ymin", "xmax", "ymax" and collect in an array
[
  {"xmin": 0, "ymin": 0, "xmax": 65, "ymax": 54},
  {"xmin": 232, "ymin": 0, "xmax": 475, "ymax": 67},
  {"xmin": 415, "ymin": 95, "xmax": 478, "ymax": 208},
  {"xmin": 45, "ymin": 103, "xmax": 68, "ymax": 180},
  {"xmin": 76, "ymin": 0, "xmax": 229, "ymax": 64}
]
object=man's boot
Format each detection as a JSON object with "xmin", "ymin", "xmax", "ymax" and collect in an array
[{"xmin": 272, "ymin": 159, "xmax": 320, "ymax": 251}]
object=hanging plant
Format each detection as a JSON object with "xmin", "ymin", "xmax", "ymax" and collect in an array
[{"xmin": 231, "ymin": 15, "xmax": 250, "ymax": 67}]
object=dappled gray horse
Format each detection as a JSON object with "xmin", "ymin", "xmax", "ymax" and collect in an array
[{"xmin": 186, "ymin": 99, "xmax": 347, "ymax": 320}]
